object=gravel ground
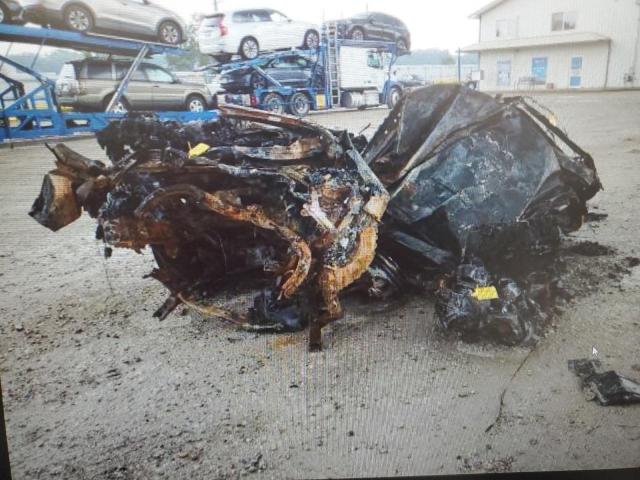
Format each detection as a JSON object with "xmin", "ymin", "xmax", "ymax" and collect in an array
[{"xmin": 1, "ymin": 91, "xmax": 640, "ymax": 479}]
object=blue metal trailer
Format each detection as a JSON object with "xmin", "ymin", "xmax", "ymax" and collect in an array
[
  {"xmin": 0, "ymin": 24, "xmax": 218, "ymax": 143},
  {"xmin": 209, "ymin": 25, "xmax": 403, "ymax": 117}
]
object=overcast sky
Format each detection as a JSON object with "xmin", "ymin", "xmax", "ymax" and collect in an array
[{"xmin": 2, "ymin": 0, "xmax": 489, "ymax": 54}]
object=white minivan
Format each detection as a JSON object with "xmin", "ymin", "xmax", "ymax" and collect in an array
[{"xmin": 198, "ymin": 9, "xmax": 320, "ymax": 62}]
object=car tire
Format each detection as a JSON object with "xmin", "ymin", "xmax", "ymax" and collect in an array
[
  {"xmin": 303, "ymin": 30, "xmax": 320, "ymax": 49},
  {"xmin": 288, "ymin": 92, "xmax": 310, "ymax": 117},
  {"xmin": 0, "ymin": 4, "xmax": 10, "ymax": 24},
  {"xmin": 158, "ymin": 21, "xmax": 182, "ymax": 45},
  {"xmin": 64, "ymin": 4, "xmax": 94, "ymax": 33},
  {"xmin": 262, "ymin": 93, "xmax": 284, "ymax": 115},
  {"xmin": 186, "ymin": 94, "xmax": 206, "ymax": 113},
  {"xmin": 396, "ymin": 38, "xmax": 408, "ymax": 51},
  {"xmin": 103, "ymin": 95, "xmax": 129, "ymax": 113},
  {"xmin": 239, "ymin": 37, "xmax": 259, "ymax": 60},
  {"xmin": 350, "ymin": 28, "xmax": 365, "ymax": 41},
  {"xmin": 250, "ymin": 73, "xmax": 267, "ymax": 90},
  {"xmin": 387, "ymin": 86, "xmax": 401, "ymax": 109}
]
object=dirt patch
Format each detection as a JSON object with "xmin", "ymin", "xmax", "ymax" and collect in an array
[{"xmin": 565, "ymin": 241, "xmax": 616, "ymax": 257}]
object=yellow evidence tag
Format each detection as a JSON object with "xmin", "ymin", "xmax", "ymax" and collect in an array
[
  {"xmin": 472, "ymin": 286, "xmax": 499, "ymax": 301},
  {"xmin": 188, "ymin": 143, "xmax": 210, "ymax": 158}
]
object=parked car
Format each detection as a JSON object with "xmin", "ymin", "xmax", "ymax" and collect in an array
[
  {"xmin": 55, "ymin": 59, "xmax": 212, "ymax": 112},
  {"xmin": 0, "ymin": 0, "xmax": 24, "ymax": 23},
  {"xmin": 20, "ymin": 0, "xmax": 187, "ymax": 44},
  {"xmin": 332, "ymin": 12, "xmax": 411, "ymax": 51},
  {"xmin": 219, "ymin": 54, "xmax": 316, "ymax": 93},
  {"xmin": 198, "ymin": 9, "xmax": 320, "ymax": 62}
]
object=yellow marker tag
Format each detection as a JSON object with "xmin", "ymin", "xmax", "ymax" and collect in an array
[
  {"xmin": 472, "ymin": 286, "xmax": 499, "ymax": 301},
  {"xmin": 188, "ymin": 143, "xmax": 210, "ymax": 158}
]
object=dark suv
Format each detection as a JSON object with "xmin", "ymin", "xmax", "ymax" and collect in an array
[
  {"xmin": 56, "ymin": 59, "xmax": 212, "ymax": 113},
  {"xmin": 332, "ymin": 12, "xmax": 411, "ymax": 51},
  {"xmin": 219, "ymin": 54, "xmax": 316, "ymax": 93}
]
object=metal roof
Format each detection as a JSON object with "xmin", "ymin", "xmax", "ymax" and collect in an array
[{"xmin": 462, "ymin": 31, "xmax": 611, "ymax": 52}]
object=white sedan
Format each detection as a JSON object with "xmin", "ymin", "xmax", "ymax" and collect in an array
[{"xmin": 198, "ymin": 8, "xmax": 320, "ymax": 61}]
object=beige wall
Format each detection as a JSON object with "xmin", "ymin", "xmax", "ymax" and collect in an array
[
  {"xmin": 476, "ymin": 0, "xmax": 640, "ymax": 89},
  {"xmin": 479, "ymin": 43, "xmax": 610, "ymax": 90}
]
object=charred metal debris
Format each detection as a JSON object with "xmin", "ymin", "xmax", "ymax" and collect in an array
[
  {"xmin": 30, "ymin": 85, "xmax": 601, "ymax": 349},
  {"xmin": 569, "ymin": 359, "xmax": 640, "ymax": 406}
]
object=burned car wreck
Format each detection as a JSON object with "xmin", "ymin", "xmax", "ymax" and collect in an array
[{"xmin": 30, "ymin": 85, "xmax": 601, "ymax": 349}]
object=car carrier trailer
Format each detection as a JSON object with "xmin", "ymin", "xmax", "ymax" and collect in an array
[
  {"xmin": 0, "ymin": 24, "xmax": 217, "ymax": 143},
  {"xmin": 210, "ymin": 23, "xmax": 406, "ymax": 117}
]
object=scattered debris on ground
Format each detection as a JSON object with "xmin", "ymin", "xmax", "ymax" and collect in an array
[
  {"xmin": 569, "ymin": 359, "xmax": 640, "ymax": 406},
  {"xmin": 29, "ymin": 85, "xmax": 602, "ymax": 349}
]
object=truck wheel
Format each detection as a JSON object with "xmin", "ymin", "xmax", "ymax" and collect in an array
[
  {"xmin": 186, "ymin": 94, "xmax": 206, "ymax": 112},
  {"xmin": 350, "ymin": 28, "xmax": 365, "ymax": 41},
  {"xmin": 64, "ymin": 4, "xmax": 94, "ymax": 33},
  {"xmin": 262, "ymin": 93, "xmax": 284, "ymax": 114},
  {"xmin": 288, "ymin": 92, "xmax": 310, "ymax": 117},
  {"xmin": 341, "ymin": 91, "xmax": 354, "ymax": 108},
  {"xmin": 387, "ymin": 87, "xmax": 401, "ymax": 109},
  {"xmin": 239, "ymin": 37, "xmax": 259, "ymax": 60}
]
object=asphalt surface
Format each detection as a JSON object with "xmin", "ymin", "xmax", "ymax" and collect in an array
[{"xmin": 1, "ymin": 91, "xmax": 640, "ymax": 479}]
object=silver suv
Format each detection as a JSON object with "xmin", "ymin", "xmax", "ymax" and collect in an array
[
  {"xmin": 56, "ymin": 59, "xmax": 212, "ymax": 113},
  {"xmin": 21, "ymin": 0, "xmax": 187, "ymax": 44}
]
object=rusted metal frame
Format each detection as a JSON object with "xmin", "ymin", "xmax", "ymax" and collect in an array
[
  {"xmin": 218, "ymin": 104, "xmax": 343, "ymax": 161},
  {"xmin": 134, "ymin": 184, "xmax": 312, "ymax": 300}
]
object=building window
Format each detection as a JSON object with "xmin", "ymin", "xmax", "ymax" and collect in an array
[
  {"xmin": 571, "ymin": 56, "xmax": 583, "ymax": 70},
  {"xmin": 531, "ymin": 57, "xmax": 548, "ymax": 83},
  {"xmin": 496, "ymin": 18, "xmax": 516, "ymax": 38},
  {"xmin": 552, "ymin": 11, "xmax": 577, "ymax": 31},
  {"xmin": 497, "ymin": 60, "xmax": 511, "ymax": 87}
]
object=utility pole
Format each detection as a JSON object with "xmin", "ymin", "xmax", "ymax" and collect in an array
[
  {"xmin": 213, "ymin": 0, "xmax": 218, "ymax": 12},
  {"xmin": 457, "ymin": 48, "xmax": 462, "ymax": 83}
]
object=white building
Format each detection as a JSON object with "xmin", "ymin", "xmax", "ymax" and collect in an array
[{"xmin": 463, "ymin": 0, "xmax": 640, "ymax": 91}]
